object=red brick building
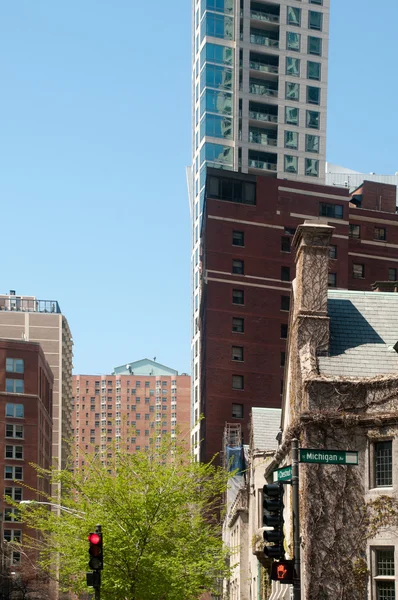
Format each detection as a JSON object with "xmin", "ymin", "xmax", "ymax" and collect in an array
[
  {"xmin": 199, "ymin": 170, "xmax": 398, "ymax": 463},
  {"xmin": 72, "ymin": 359, "xmax": 190, "ymax": 469},
  {"xmin": 0, "ymin": 339, "xmax": 53, "ymax": 565}
]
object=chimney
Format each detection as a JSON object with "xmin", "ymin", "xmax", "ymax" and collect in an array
[
  {"xmin": 371, "ymin": 281, "xmax": 398, "ymax": 293},
  {"xmin": 292, "ymin": 220, "xmax": 334, "ymax": 316}
]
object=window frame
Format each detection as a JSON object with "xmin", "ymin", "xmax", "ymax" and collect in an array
[
  {"xmin": 352, "ymin": 263, "xmax": 365, "ymax": 279},
  {"xmin": 232, "ymin": 230, "xmax": 245, "ymax": 247},
  {"xmin": 232, "ymin": 289, "xmax": 245, "ymax": 305},
  {"xmin": 374, "ymin": 227, "xmax": 387, "ymax": 241},
  {"xmin": 5, "ymin": 359, "xmax": 24, "ymax": 374},
  {"xmin": 232, "ymin": 259, "xmax": 244, "ymax": 275},
  {"xmin": 232, "ymin": 403, "xmax": 244, "ymax": 419},
  {"xmin": 232, "ymin": 317, "xmax": 244, "ymax": 333},
  {"xmin": 232, "ymin": 346, "xmax": 244, "ymax": 362},
  {"xmin": 232, "ymin": 375, "xmax": 244, "ymax": 390}
]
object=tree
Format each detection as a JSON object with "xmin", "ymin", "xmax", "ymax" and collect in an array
[{"xmin": 16, "ymin": 434, "xmax": 231, "ymax": 600}]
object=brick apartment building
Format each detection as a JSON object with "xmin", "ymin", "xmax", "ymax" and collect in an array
[
  {"xmin": 0, "ymin": 339, "xmax": 53, "ymax": 566},
  {"xmin": 199, "ymin": 169, "xmax": 398, "ymax": 463},
  {"xmin": 72, "ymin": 359, "xmax": 190, "ymax": 469}
]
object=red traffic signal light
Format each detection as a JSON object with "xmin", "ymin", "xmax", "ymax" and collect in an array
[{"xmin": 88, "ymin": 531, "xmax": 103, "ymax": 571}]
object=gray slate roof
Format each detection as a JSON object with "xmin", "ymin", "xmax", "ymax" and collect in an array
[
  {"xmin": 251, "ymin": 407, "xmax": 281, "ymax": 451},
  {"xmin": 318, "ymin": 289, "xmax": 398, "ymax": 378}
]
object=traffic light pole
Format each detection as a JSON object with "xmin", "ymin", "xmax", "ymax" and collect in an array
[{"xmin": 292, "ymin": 439, "xmax": 301, "ymax": 600}]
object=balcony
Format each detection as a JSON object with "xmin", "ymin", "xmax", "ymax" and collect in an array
[
  {"xmin": 249, "ymin": 81, "xmax": 278, "ymax": 98},
  {"xmin": 248, "ymin": 110, "xmax": 277, "ymax": 124},
  {"xmin": 249, "ymin": 129, "xmax": 277, "ymax": 147},
  {"xmin": 250, "ymin": 32, "xmax": 279, "ymax": 48},
  {"xmin": 248, "ymin": 159, "xmax": 277, "ymax": 171},
  {"xmin": 250, "ymin": 9, "xmax": 279, "ymax": 24},
  {"xmin": 249, "ymin": 60, "xmax": 278, "ymax": 75}
]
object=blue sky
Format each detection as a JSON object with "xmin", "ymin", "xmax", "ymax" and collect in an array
[{"xmin": 0, "ymin": 1, "xmax": 396, "ymax": 375}]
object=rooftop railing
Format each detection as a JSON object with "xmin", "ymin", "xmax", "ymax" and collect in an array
[{"xmin": 0, "ymin": 298, "xmax": 61, "ymax": 313}]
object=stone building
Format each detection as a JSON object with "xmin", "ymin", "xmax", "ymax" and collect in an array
[{"xmin": 272, "ymin": 220, "xmax": 398, "ymax": 599}]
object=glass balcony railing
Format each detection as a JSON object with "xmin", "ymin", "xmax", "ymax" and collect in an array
[
  {"xmin": 248, "ymin": 159, "xmax": 277, "ymax": 171},
  {"xmin": 250, "ymin": 34, "xmax": 279, "ymax": 48},
  {"xmin": 249, "ymin": 132, "xmax": 277, "ymax": 146},
  {"xmin": 249, "ymin": 61, "xmax": 278, "ymax": 74},
  {"xmin": 249, "ymin": 110, "xmax": 278, "ymax": 123},
  {"xmin": 249, "ymin": 83, "xmax": 278, "ymax": 97},
  {"xmin": 250, "ymin": 10, "xmax": 279, "ymax": 24}
]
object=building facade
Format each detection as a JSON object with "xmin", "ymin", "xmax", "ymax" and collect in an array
[
  {"xmin": 0, "ymin": 292, "xmax": 73, "ymax": 471},
  {"xmin": 0, "ymin": 339, "xmax": 53, "ymax": 567},
  {"xmin": 198, "ymin": 170, "xmax": 398, "ymax": 463},
  {"xmin": 191, "ymin": 0, "xmax": 330, "ymax": 458},
  {"xmin": 274, "ymin": 221, "xmax": 398, "ymax": 599},
  {"xmin": 72, "ymin": 359, "xmax": 190, "ymax": 469}
]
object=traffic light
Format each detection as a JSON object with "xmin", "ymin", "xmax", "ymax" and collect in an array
[
  {"xmin": 88, "ymin": 531, "xmax": 103, "ymax": 571},
  {"xmin": 271, "ymin": 560, "xmax": 295, "ymax": 584},
  {"xmin": 263, "ymin": 483, "xmax": 285, "ymax": 559}
]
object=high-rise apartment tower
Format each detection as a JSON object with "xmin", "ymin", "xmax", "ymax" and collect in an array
[
  {"xmin": 0, "ymin": 292, "xmax": 73, "ymax": 471},
  {"xmin": 190, "ymin": 0, "xmax": 330, "ymax": 457}
]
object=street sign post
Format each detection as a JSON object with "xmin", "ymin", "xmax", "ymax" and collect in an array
[{"xmin": 299, "ymin": 449, "xmax": 358, "ymax": 465}]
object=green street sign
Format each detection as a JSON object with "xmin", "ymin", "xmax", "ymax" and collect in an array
[
  {"xmin": 275, "ymin": 466, "xmax": 292, "ymax": 482},
  {"xmin": 299, "ymin": 449, "xmax": 358, "ymax": 465}
]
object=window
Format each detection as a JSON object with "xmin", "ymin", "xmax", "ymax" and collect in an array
[
  {"xmin": 232, "ymin": 289, "xmax": 244, "ymax": 305},
  {"xmin": 285, "ymin": 227, "xmax": 296, "ymax": 236},
  {"xmin": 308, "ymin": 11, "xmax": 323, "ymax": 30},
  {"xmin": 232, "ymin": 403, "xmax": 244, "ymax": 418},
  {"xmin": 281, "ymin": 324, "xmax": 288, "ymax": 339},
  {"xmin": 286, "ymin": 56, "xmax": 300, "ymax": 77},
  {"xmin": 232, "ymin": 375, "xmax": 244, "ymax": 390},
  {"xmin": 306, "ymin": 110, "xmax": 320, "ymax": 129},
  {"xmin": 374, "ymin": 548, "xmax": 395, "ymax": 600},
  {"xmin": 388, "ymin": 268, "xmax": 397, "ymax": 281},
  {"xmin": 375, "ymin": 227, "xmax": 387, "ymax": 241},
  {"xmin": 375, "ymin": 441, "xmax": 392, "ymax": 487},
  {"xmin": 208, "ymin": 176, "xmax": 256, "ymax": 205},
  {"xmin": 232, "ymin": 260, "xmax": 244, "ymax": 274},
  {"xmin": 353, "ymin": 264, "xmax": 365, "ymax": 279},
  {"xmin": 4, "ymin": 508, "xmax": 20, "ymax": 522},
  {"xmin": 232, "ymin": 231, "xmax": 244, "ymax": 246},
  {"xmin": 5, "ymin": 466, "xmax": 23, "ymax": 480},
  {"xmin": 306, "ymin": 158, "xmax": 319, "ymax": 177},
  {"xmin": 287, "ymin": 31, "xmax": 300, "ymax": 52},
  {"xmin": 328, "ymin": 273, "xmax": 337, "ymax": 288},
  {"xmin": 6, "ymin": 404, "xmax": 24, "ymax": 418},
  {"xmin": 281, "ymin": 296, "xmax": 290, "ymax": 311},
  {"xmin": 6, "ymin": 425, "xmax": 23, "ymax": 439},
  {"xmin": 287, "ymin": 6, "xmax": 301, "ymax": 26},
  {"xmin": 284, "ymin": 155, "xmax": 298, "ymax": 174},
  {"xmin": 4, "ymin": 530, "xmax": 21, "ymax": 543},
  {"xmin": 4, "ymin": 487, "xmax": 22, "ymax": 501},
  {"xmin": 349, "ymin": 224, "xmax": 360, "ymax": 239},
  {"xmin": 308, "ymin": 36, "xmax": 322, "ymax": 56},
  {"xmin": 285, "ymin": 131, "xmax": 298, "ymax": 150},
  {"xmin": 6, "ymin": 359, "xmax": 24, "ymax": 374},
  {"xmin": 232, "ymin": 346, "xmax": 244, "ymax": 361},
  {"xmin": 5, "ymin": 446, "xmax": 23, "ymax": 460},
  {"xmin": 280, "ymin": 352, "xmax": 286, "ymax": 367},
  {"xmin": 285, "ymin": 106, "xmax": 299, "ymax": 125},
  {"xmin": 310, "ymin": 0, "xmax": 323, "ymax": 3},
  {"xmin": 281, "ymin": 267, "xmax": 290, "ymax": 281},
  {"xmin": 329, "ymin": 246, "xmax": 337, "ymax": 260},
  {"xmin": 307, "ymin": 61, "xmax": 321, "ymax": 81},
  {"xmin": 232, "ymin": 317, "xmax": 244, "ymax": 333},
  {"xmin": 281, "ymin": 236, "xmax": 291, "ymax": 253},
  {"xmin": 286, "ymin": 82, "xmax": 299, "ymax": 101},
  {"xmin": 201, "ymin": 13, "xmax": 234, "ymax": 40},
  {"xmin": 307, "ymin": 86, "xmax": 320, "ymax": 105},
  {"xmin": 306, "ymin": 134, "xmax": 319, "ymax": 153},
  {"xmin": 319, "ymin": 203, "xmax": 344, "ymax": 219},
  {"xmin": 6, "ymin": 379, "xmax": 24, "ymax": 394}
]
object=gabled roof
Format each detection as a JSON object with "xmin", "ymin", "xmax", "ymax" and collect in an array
[
  {"xmin": 113, "ymin": 358, "xmax": 179, "ymax": 376},
  {"xmin": 251, "ymin": 407, "xmax": 281, "ymax": 452},
  {"xmin": 318, "ymin": 289, "xmax": 398, "ymax": 378}
]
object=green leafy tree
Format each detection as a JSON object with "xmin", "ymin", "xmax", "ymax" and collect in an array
[{"xmin": 16, "ymin": 435, "xmax": 231, "ymax": 600}]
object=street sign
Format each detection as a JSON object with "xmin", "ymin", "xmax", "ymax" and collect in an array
[
  {"xmin": 299, "ymin": 449, "xmax": 358, "ymax": 465},
  {"xmin": 274, "ymin": 465, "xmax": 292, "ymax": 482}
]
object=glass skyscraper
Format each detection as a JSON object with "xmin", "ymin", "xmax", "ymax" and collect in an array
[{"xmin": 190, "ymin": 0, "xmax": 330, "ymax": 458}]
